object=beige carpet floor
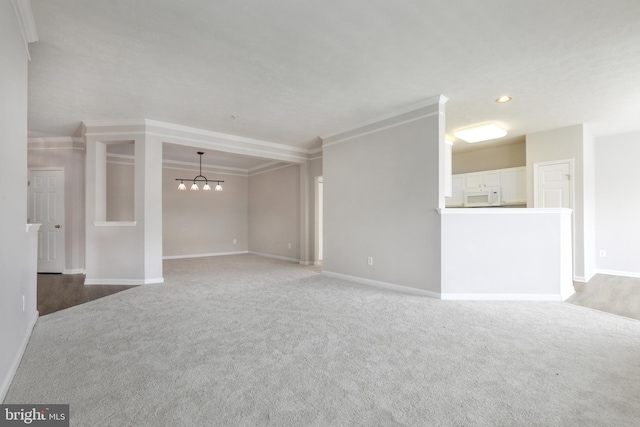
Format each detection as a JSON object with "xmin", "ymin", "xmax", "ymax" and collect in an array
[{"xmin": 5, "ymin": 254, "xmax": 640, "ymax": 426}]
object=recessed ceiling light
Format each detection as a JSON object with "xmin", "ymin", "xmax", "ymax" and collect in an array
[
  {"xmin": 454, "ymin": 123, "xmax": 507, "ymax": 143},
  {"xmin": 496, "ymin": 95, "xmax": 512, "ymax": 103}
]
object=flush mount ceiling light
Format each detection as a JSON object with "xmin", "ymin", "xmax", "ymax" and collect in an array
[
  {"xmin": 176, "ymin": 152, "xmax": 224, "ymax": 191},
  {"xmin": 454, "ymin": 123, "xmax": 507, "ymax": 143},
  {"xmin": 496, "ymin": 95, "xmax": 512, "ymax": 103}
]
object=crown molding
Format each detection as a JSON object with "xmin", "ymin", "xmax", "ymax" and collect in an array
[
  {"xmin": 11, "ymin": 0, "xmax": 38, "ymax": 61},
  {"xmin": 320, "ymin": 95, "xmax": 448, "ymax": 143},
  {"xmin": 248, "ymin": 162, "xmax": 297, "ymax": 177},
  {"xmin": 82, "ymin": 119, "xmax": 318, "ymax": 163},
  {"xmin": 105, "ymin": 152, "xmax": 251, "ymax": 176},
  {"xmin": 28, "ymin": 137, "xmax": 84, "ymax": 150}
]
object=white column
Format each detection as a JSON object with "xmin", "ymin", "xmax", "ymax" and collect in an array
[{"xmin": 137, "ymin": 133, "xmax": 163, "ymax": 283}]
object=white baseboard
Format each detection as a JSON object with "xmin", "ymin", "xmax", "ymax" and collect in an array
[
  {"xmin": 163, "ymin": 251, "xmax": 248, "ymax": 260},
  {"xmin": 441, "ymin": 293, "xmax": 563, "ymax": 301},
  {"xmin": 298, "ymin": 260, "xmax": 314, "ymax": 266},
  {"xmin": 0, "ymin": 310, "xmax": 38, "ymax": 402},
  {"xmin": 574, "ymin": 272, "xmax": 597, "ymax": 283},
  {"xmin": 63, "ymin": 268, "xmax": 86, "ymax": 275},
  {"xmin": 322, "ymin": 270, "xmax": 440, "ymax": 298},
  {"xmin": 595, "ymin": 269, "xmax": 640, "ymax": 279},
  {"xmin": 84, "ymin": 277, "xmax": 164, "ymax": 285},
  {"xmin": 249, "ymin": 251, "xmax": 300, "ymax": 263}
]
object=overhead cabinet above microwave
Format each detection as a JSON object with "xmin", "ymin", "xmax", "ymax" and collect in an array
[{"xmin": 446, "ymin": 166, "xmax": 526, "ymax": 207}]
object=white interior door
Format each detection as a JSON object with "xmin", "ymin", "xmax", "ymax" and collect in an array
[
  {"xmin": 29, "ymin": 169, "xmax": 65, "ymax": 273},
  {"xmin": 534, "ymin": 160, "xmax": 572, "ymax": 208}
]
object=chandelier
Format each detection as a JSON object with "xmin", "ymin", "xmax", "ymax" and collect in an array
[{"xmin": 176, "ymin": 152, "xmax": 224, "ymax": 191}]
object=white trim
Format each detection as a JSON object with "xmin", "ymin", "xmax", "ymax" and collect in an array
[
  {"xmin": 10, "ymin": 0, "xmax": 38, "ymax": 61},
  {"xmin": 299, "ymin": 261, "xmax": 314, "ymax": 266},
  {"xmin": 27, "ymin": 146, "xmax": 85, "ymax": 151},
  {"xmin": 248, "ymin": 162, "xmax": 297, "ymax": 177},
  {"xmin": 63, "ymin": 268, "xmax": 86, "ymax": 275},
  {"xmin": 162, "ymin": 158, "xmax": 249, "ymax": 174},
  {"xmin": 28, "ymin": 136, "xmax": 84, "ymax": 144},
  {"xmin": 82, "ymin": 119, "xmax": 313, "ymax": 161},
  {"xmin": 142, "ymin": 119, "xmax": 310, "ymax": 155},
  {"xmin": 594, "ymin": 269, "xmax": 640, "ymax": 279},
  {"xmin": 84, "ymin": 277, "xmax": 163, "ymax": 285},
  {"xmin": 93, "ymin": 221, "xmax": 137, "ymax": 227},
  {"xmin": 249, "ymin": 251, "xmax": 300, "ymax": 263},
  {"xmin": 106, "ymin": 159, "xmax": 135, "ymax": 166},
  {"xmin": 107, "ymin": 152, "xmax": 252, "ymax": 175},
  {"xmin": 248, "ymin": 160, "xmax": 283, "ymax": 173},
  {"xmin": 163, "ymin": 251, "xmax": 248, "ymax": 260},
  {"xmin": 573, "ymin": 273, "xmax": 596, "ymax": 283},
  {"xmin": 145, "ymin": 131, "xmax": 309, "ymax": 164},
  {"xmin": 0, "ymin": 310, "xmax": 38, "ymax": 402},
  {"xmin": 320, "ymin": 95, "xmax": 447, "ymax": 141},
  {"xmin": 26, "ymin": 223, "xmax": 40, "ymax": 233},
  {"xmin": 322, "ymin": 111, "xmax": 440, "ymax": 148},
  {"xmin": 322, "ymin": 271, "xmax": 440, "ymax": 298},
  {"xmin": 438, "ymin": 207, "xmax": 573, "ymax": 215},
  {"xmin": 162, "ymin": 165, "xmax": 247, "ymax": 178},
  {"xmin": 441, "ymin": 293, "xmax": 563, "ymax": 301}
]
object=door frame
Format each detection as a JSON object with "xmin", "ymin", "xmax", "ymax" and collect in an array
[
  {"xmin": 533, "ymin": 158, "xmax": 575, "ymax": 209},
  {"xmin": 28, "ymin": 167, "xmax": 65, "ymax": 273},
  {"xmin": 314, "ymin": 176, "xmax": 323, "ymax": 266},
  {"xmin": 533, "ymin": 158, "xmax": 576, "ymax": 278}
]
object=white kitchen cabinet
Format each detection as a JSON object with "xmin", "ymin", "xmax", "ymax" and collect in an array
[
  {"xmin": 464, "ymin": 169, "xmax": 502, "ymax": 189},
  {"xmin": 446, "ymin": 174, "xmax": 465, "ymax": 207},
  {"xmin": 502, "ymin": 166, "xmax": 527, "ymax": 205}
]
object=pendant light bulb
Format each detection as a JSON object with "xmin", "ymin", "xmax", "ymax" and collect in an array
[
  {"xmin": 203, "ymin": 182, "xmax": 211, "ymax": 191},
  {"xmin": 190, "ymin": 182, "xmax": 199, "ymax": 191},
  {"xmin": 178, "ymin": 180, "xmax": 186, "ymax": 191},
  {"xmin": 215, "ymin": 182, "xmax": 223, "ymax": 192}
]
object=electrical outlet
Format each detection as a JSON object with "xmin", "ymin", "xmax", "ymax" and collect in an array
[
  {"xmin": 367, "ymin": 256, "xmax": 373, "ymax": 266},
  {"xmin": 233, "ymin": 239, "xmax": 237, "ymax": 244},
  {"xmin": 288, "ymin": 243, "xmax": 292, "ymax": 249},
  {"xmin": 599, "ymin": 250, "xmax": 607, "ymax": 257}
]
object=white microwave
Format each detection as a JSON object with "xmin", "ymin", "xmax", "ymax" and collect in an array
[{"xmin": 464, "ymin": 187, "xmax": 503, "ymax": 207}]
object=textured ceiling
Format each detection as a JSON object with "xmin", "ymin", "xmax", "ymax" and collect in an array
[{"xmin": 27, "ymin": 0, "xmax": 640, "ymax": 154}]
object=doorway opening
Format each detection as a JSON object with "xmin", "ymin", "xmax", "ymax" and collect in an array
[{"xmin": 315, "ymin": 176, "xmax": 323, "ymax": 266}]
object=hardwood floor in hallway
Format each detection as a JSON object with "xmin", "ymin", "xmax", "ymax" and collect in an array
[{"xmin": 37, "ymin": 273, "xmax": 137, "ymax": 316}]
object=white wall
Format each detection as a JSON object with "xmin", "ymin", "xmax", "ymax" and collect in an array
[
  {"xmin": 322, "ymin": 100, "xmax": 444, "ymax": 294},
  {"xmin": 0, "ymin": 0, "xmax": 36, "ymax": 401},
  {"xmin": 163, "ymin": 166, "xmax": 248, "ymax": 258},
  {"xmin": 106, "ymin": 160, "xmax": 135, "ymax": 222},
  {"xmin": 595, "ymin": 131, "xmax": 640, "ymax": 276},
  {"xmin": 441, "ymin": 209, "xmax": 573, "ymax": 300},
  {"xmin": 28, "ymin": 141, "xmax": 85, "ymax": 273},
  {"xmin": 526, "ymin": 124, "xmax": 595, "ymax": 281},
  {"xmin": 248, "ymin": 164, "xmax": 300, "ymax": 261},
  {"xmin": 453, "ymin": 139, "xmax": 526, "ymax": 174}
]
